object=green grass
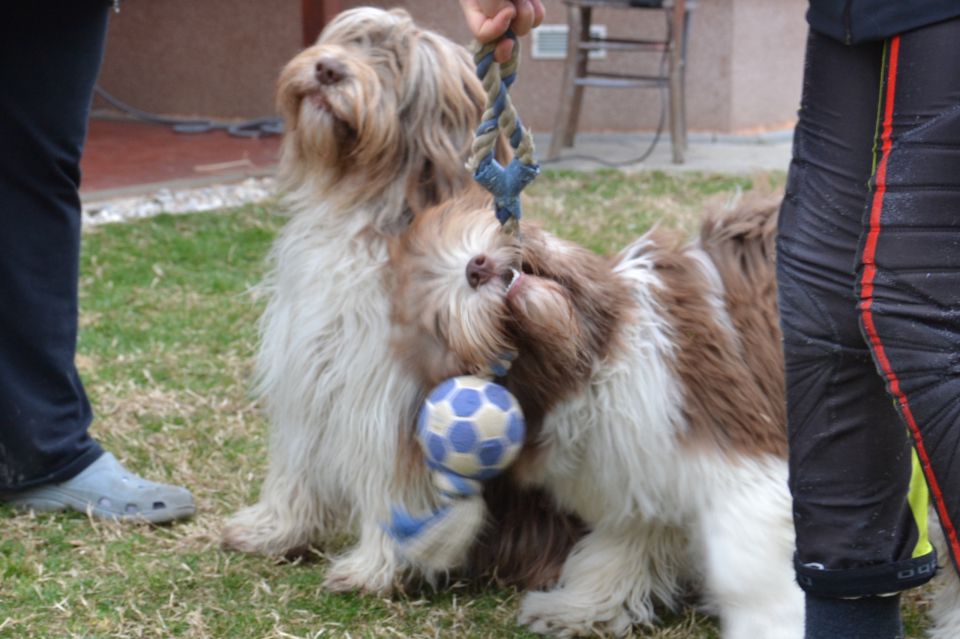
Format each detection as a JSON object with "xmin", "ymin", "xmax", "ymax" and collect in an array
[{"xmin": 0, "ymin": 169, "xmax": 933, "ymax": 638}]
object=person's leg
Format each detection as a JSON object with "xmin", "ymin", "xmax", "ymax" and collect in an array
[
  {"xmin": 778, "ymin": 29, "xmax": 936, "ymax": 638},
  {"xmin": 0, "ymin": 2, "xmax": 193, "ymax": 522},
  {"xmin": 0, "ymin": 2, "xmax": 109, "ymax": 489},
  {"xmin": 855, "ymin": 16, "xmax": 960, "ymax": 579}
]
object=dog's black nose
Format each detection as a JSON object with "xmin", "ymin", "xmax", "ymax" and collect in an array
[
  {"xmin": 315, "ymin": 58, "xmax": 346, "ymax": 85},
  {"xmin": 467, "ymin": 255, "xmax": 496, "ymax": 289}
]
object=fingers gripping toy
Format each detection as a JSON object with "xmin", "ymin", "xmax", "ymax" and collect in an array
[{"xmin": 386, "ymin": 32, "xmax": 538, "ymax": 570}]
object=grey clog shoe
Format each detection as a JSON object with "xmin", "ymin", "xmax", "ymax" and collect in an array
[{"xmin": 1, "ymin": 452, "xmax": 195, "ymax": 523}]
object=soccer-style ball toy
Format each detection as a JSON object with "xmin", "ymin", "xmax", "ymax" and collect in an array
[
  {"xmin": 418, "ymin": 375, "xmax": 525, "ymax": 494},
  {"xmin": 386, "ymin": 375, "xmax": 525, "ymax": 569}
]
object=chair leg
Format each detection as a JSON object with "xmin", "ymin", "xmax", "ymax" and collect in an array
[
  {"xmin": 680, "ymin": 7, "xmax": 692, "ymax": 152},
  {"xmin": 667, "ymin": 0, "xmax": 685, "ymax": 163},
  {"xmin": 548, "ymin": 4, "xmax": 591, "ymax": 159},
  {"xmin": 565, "ymin": 6, "xmax": 591, "ymax": 148}
]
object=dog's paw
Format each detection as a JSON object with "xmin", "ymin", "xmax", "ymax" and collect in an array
[
  {"xmin": 518, "ymin": 590, "xmax": 633, "ymax": 638},
  {"xmin": 221, "ymin": 523, "xmax": 276, "ymax": 555},
  {"xmin": 323, "ymin": 553, "xmax": 398, "ymax": 596},
  {"xmin": 221, "ymin": 504, "xmax": 311, "ymax": 557}
]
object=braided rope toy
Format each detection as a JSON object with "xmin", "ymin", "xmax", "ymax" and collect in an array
[
  {"xmin": 386, "ymin": 32, "xmax": 536, "ymax": 570},
  {"xmin": 467, "ymin": 30, "xmax": 540, "ymax": 236}
]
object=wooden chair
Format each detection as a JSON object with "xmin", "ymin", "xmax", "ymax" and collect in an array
[{"xmin": 547, "ymin": 0, "xmax": 693, "ymax": 163}]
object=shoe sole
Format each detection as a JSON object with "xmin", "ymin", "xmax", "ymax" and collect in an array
[{"xmin": 3, "ymin": 490, "xmax": 195, "ymax": 524}]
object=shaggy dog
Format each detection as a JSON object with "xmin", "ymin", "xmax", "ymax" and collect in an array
[
  {"xmin": 388, "ymin": 189, "xmax": 805, "ymax": 638},
  {"xmin": 221, "ymin": 7, "xmax": 577, "ymax": 594}
]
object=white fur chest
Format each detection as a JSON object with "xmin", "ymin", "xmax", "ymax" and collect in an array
[{"xmin": 255, "ymin": 204, "xmax": 421, "ymax": 511}]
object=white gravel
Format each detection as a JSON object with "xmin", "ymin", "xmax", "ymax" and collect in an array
[{"xmin": 81, "ymin": 176, "xmax": 277, "ymax": 226}]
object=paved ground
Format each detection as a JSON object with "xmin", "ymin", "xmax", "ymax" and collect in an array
[
  {"xmin": 533, "ymin": 131, "xmax": 793, "ymax": 174},
  {"xmin": 80, "ymin": 118, "xmax": 280, "ymax": 202},
  {"xmin": 79, "ymin": 119, "xmax": 794, "ymax": 219}
]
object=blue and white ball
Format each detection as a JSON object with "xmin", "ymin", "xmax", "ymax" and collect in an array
[{"xmin": 417, "ymin": 375, "xmax": 525, "ymax": 493}]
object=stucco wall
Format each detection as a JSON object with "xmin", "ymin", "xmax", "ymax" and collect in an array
[
  {"xmin": 97, "ymin": 0, "xmax": 806, "ymax": 134},
  {"xmin": 97, "ymin": 0, "xmax": 302, "ymax": 119},
  {"xmin": 729, "ymin": 0, "xmax": 807, "ymax": 131}
]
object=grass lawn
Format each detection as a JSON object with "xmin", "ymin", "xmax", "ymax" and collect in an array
[{"xmin": 0, "ymin": 170, "xmax": 934, "ymax": 638}]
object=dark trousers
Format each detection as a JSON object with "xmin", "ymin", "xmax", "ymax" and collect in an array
[
  {"xmin": 0, "ymin": 3, "xmax": 111, "ymax": 489},
  {"xmin": 779, "ymin": 21, "xmax": 960, "ymax": 598}
]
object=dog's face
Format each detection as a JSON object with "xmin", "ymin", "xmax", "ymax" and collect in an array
[
  {"xmin": 277, "ymin": 8, "xmax": 486, "ymax": 216},
  {"xmin": 391, "ymin": 192, "xmax": 521, "ymax": 385},
  {"xmin": 390, "ymin": 193, "xmax": 585, "ymax": 388}
]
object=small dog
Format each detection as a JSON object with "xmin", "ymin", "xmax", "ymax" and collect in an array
[
  {"xmin": 222, "ymin": 7, "xmax": 577, "ymax": 594},
  {"xmin": 389, "ymin": 189, "xmax": 805, "ymax": 638}
]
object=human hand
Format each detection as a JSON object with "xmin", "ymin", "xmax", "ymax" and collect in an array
[{"xmin": 459, "ymin": 0, "xmax": 546, "ymax": 63}]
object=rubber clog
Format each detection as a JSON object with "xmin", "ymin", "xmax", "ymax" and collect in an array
[{"xmin": 1, "ymin": 452, "xmax": 194, "ymax": 523}]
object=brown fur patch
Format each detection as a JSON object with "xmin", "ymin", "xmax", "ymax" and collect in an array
[
  {"xmin": 468, "ymin": 477, "xmax": 587, "ymax": 588},
  {"xmin": 699, "ymin": 196, "xmax": 785, "ymax": 431},
  {"xmin": 645, "ymin": 200, "xmax": 786, "ymax": 458},
  {"xmin": 505, "ymin": 227, "xmax": 635, "ymax": 458}
]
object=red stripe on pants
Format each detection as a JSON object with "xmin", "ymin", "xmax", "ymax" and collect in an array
[{"xmin": 858, "ymin": 35, "xmax": 960, "ymax": 566}]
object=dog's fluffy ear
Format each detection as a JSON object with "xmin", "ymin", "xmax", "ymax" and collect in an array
[{"xmin": 400, "ymin": 32, "xmax": 486, "ymax": 214}]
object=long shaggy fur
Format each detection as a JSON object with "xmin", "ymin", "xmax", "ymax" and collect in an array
[
  {"xmin": 929, "ymin": 524, "xmax": 960, "ymax": 638},
  {"xmin": 390, "ymin": 191, "xmax": 804, "ymax": 637},
  {"xmin": 221, "ymin": 7, "xmax": 575, "ymax": 594}
]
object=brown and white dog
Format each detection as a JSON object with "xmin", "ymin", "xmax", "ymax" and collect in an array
[
  {"xmin": 389, "ymin": 189, "xmax": 805, "ymax": 638},
  {"xmin": 221, "ymin": 7, "xmax": 576, "ymax": 594}
]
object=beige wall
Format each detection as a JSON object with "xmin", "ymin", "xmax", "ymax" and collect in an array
[
  {"xmin": 97, "ymin": 0, "xmax": 302, "ymax": 118},
  {"xmin": 729, "ymin": 0, "xmax": 807, "ymax": 131},
  {"xmin": 97, "ymin": 0, "xmax": 807, "ymax": 134}
]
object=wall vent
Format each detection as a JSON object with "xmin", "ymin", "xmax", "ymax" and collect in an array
[{"xmin": 531, "ymin": 24, "xmax": 608, "ymax": 60}]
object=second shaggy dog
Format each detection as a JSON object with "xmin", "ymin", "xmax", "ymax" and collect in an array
[{"xmin": 389, "ymin": 190, "xmax": 804, "ymax": 638}]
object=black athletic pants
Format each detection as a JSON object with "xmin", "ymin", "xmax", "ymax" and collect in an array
[
  {"xmin": 0, "ymin": 3, "xmax": 111, "ymax": 490},
  {"xmin": 779, "ymin": 20, "xmax": 960, "ymax": 597}
]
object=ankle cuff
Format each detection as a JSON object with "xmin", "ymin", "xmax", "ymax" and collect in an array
[{"xmin": 805, "ymin": 593, "xmax": 903, "ymax": 639}]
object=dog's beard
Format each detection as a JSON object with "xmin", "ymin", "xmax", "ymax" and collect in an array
[{"xmin": 293, "ymin": 94, "xmax": 358, "ymax": 170}]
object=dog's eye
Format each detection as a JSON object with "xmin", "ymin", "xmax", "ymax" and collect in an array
[{"xmin": 340, "ymin": 31, "xmax": 371, "ymax": 48}]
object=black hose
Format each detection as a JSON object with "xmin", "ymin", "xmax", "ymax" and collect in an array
[{"xmin": 93, "ymin": 85, "xmax": 283, "ymax": 138}]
